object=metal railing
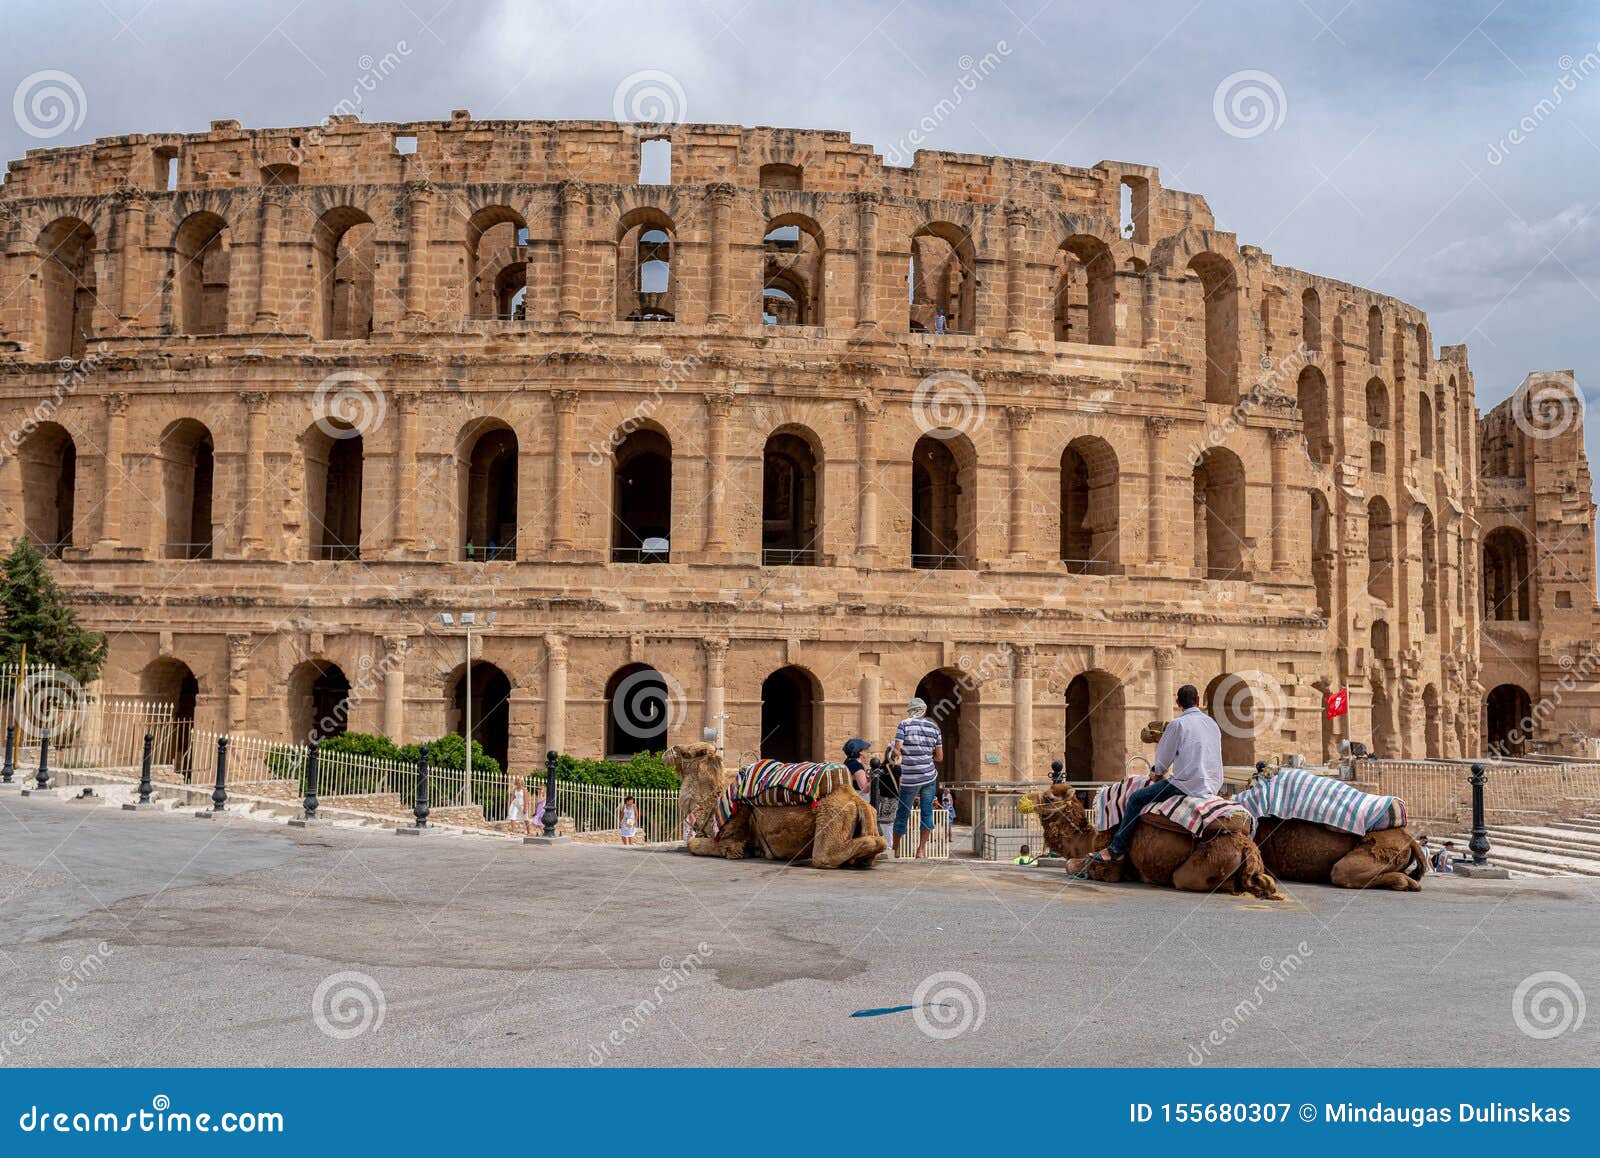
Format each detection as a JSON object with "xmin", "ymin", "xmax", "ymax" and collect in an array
[
  {"xmin": 761, "ymin": 548, "xmax": 816, "ymax": 567},
  {"xmin": 316, "ymin": 543, "xmax": 360, "ymax": 562},
  {"xmin": 610, "ymin": 546, "xmax": 671, "ymax": 564},
  {"xmin": 163, "ymin": 541, "xmax": 214, "ymax": 560},
  {"xmin": 461, "ymin": 543, "xmax": 516, "ymax": 562},
  {"xmin": 911, "ymin": 552, "xmax": 969, "ymax": 570},
  {"xmin": 1060, "ymin": 557, "xmax": 1121, "ymax": 576},
  {"xmin": 887, "ymin": 810, "xmax": 952, "ymax": 859},
  {"xmin": 555, "ymin": 781, "xmax": 680, "ymax": 841}
]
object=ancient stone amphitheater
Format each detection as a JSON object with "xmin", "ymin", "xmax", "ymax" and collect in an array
[{"xmin": 0, "ymin": 114, "xmax": 1595, "ymax": 779}]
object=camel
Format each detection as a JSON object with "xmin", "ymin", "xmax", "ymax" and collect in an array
[
  {"xmin": 1019, "ymin": 785, "xmax": 1284, "ymax": 900},
  {"xmin": 666, "ymin": 742, "xmax": 887, "ymax": 869},
  {"xmin": 1252, "ymin": 819, "xmax": 1426, "ymax": 890}
]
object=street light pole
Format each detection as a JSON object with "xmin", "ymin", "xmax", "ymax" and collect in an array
[{"xmin": 462, "ymin": 625, "xmax": 473, "ymax": 807}]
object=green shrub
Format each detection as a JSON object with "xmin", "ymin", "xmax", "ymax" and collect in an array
[{"xmin": 553, "ymin": 750, "xmax": 679, "ymax": 790}]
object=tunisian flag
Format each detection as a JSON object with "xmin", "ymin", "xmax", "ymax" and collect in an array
[{"xmin": 1325, "ymin": 688, "xmax": 1349, "ymax": 719}]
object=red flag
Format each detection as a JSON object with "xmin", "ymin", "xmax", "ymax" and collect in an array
[{"xmin": 1325, "ymin": 688, "xmax": 1349, "ymax": 719}]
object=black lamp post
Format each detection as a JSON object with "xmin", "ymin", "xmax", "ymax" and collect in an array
[
  {"xmin": 1, "ymin": 723, "xmax": 14, "ymax": 784},
  {"xmin": 541, "ymin": 749, "xmax": 560, "ymax": 837},
  {"xmin": 210, "ymin": 736, "xmax": 229, "ymax": 812},
  {"xmin": 1468, "ymin": 763, "xmax": 1490, "ymax": 866},
  {"xmin": 1050, "ymin": 759, "xmax": 1065, "ymax": 784},
  {"xmin": 303, "ymin": 737, "xmax": 320, "ymax": 821},
  {"xmin": 35, "ymin": 734, "xmax": 51, "ymax": 790},
  {"xmin": 412, "ymin": 744, "xmax": 430, "ymax": 828},
  {"xmin": 137, "ymin": 732, "xmax": 154, "ymax": 804}
]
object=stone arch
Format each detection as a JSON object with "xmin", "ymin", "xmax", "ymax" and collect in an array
[
  {"xmin": 1296, "ymin": 366, "xmax": 1332, "ymax": 464},
  {"xmin": 760, "ymin": 665, "xmax": 823, "ymax": 762},
  {"xmin": 762, "ymin": 213, "xmax": 825, "ymax": 325},
  {"xmin": 1059, "ymin": 435, "xmax": 1120, "ymax": 573},
  {"xmin": 1367, "ymin": 304, "xmax": 1383, "ymax": 364},
  {"xmin": 762, "ymin": 425, "xmax": 822, "ymax": 565},
  {"xmin": 447, "ymin": 659, "xmax": 513, "ymax": 773},
  {"xmin": 1301, "ymin": 287, "xmax": 1322, "ymax": 351},
  {"xmin": 457, "ymin": 418, "xmax": 518, "ymax": 561},
  {"xmin": 141, "ymin": 656, "xmax": 199, "ymax": 773},
  {"xmin": 1054, "ymin": 234, "xmax": 1116, "ymax": 345},
  {"xmin": 173, "ymin": 210, "xmax": 231, "ymax": 335},
  {"xmin": 1192, "ymin": 446, "xmax": 1246, "ymax": 579},
  {"xmin": 612, "ymin": 424, "xmax": 673, "ymax": 562},
  {"xmin": 288, "ymin": 660, "xmax": 351, "ymax": 743},
  {"xmin": 1064, "ymin": 669, "xmax": 1125, "ymax": 780},
  {"xmin": 1311, "ymin": 490, "xmax": 1333, "ymax": 620},
  {"xmin": 605, "ymin": 663, "xmax": 671, "ymax": 757},
  {"xmin": 1366, "ymin": 376, "xmax": 1390, "ymax": 472},
  {"xmin": 36, "ymin": 217, "xmax": 98, "ymax": 359},
  {"xmin": 1418, "ymin": 392, "xmax": 1434, "ymax": 458},
  {"xmin": 1204, "ymin": 672, "xmax": 1257, "ymax": 767},
  {"xmin": 18, "ymin": 420, "xmax": 77, "ymax": 556},
  {"xmin": 313, "ymin": 206, "xmax": 375, "ymax": 340},
  {"xmin": 909, "ymin": 220, "xmax": 976, "ymax": 334},
  {"xmin": 158, "ymin": 418, "xmax": 215, "ymax": 559},
  {"xmin": 1367, "ymin": 496, "xmax": 1394, "ymax": 604},
  {"xmin": 1483, "ymin": 525, "xmax": 1533, "ymax": 621},
  {"xmin": 304, "ymin": 420, "xmax": 364, "ymax": 560},
  {"xmin": 915, "ymin": 667, "xmax": 980, "ymax": 782},
  {"xmin": 1485, "ymin": 683, "xmax": 1532, "ymax": 756},
  {"xmin": 464, "ymin": 204, "xmax": 529, "ymax": 320},
  {"xmin": 616, "ymin": 206, "xmax": 676, "ymax": 321},
  {"xmin": 1187, "ymin": 252, "xmax": 1239, "ymax": 404},
  {"xmin": 911, "ymin": 430, "xmax": 977, "ymax": 569}
]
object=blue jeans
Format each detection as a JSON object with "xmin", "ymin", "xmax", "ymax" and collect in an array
[
  {"xmin": 893, "ymin": 781, "xmax": 937, "ymax": 837},
  {"xmin": 1108, "ymin": 778, "xmax": 1182, "ymax": 857}
]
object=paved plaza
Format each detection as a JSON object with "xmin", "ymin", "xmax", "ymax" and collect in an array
[{"xmin": 1, "ymin": 795, "xmax": 1595, "ymax": 1067}]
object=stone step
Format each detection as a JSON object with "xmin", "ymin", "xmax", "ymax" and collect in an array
[
  {"xmin": 1491, "ymin": 828, "xmax": 1600, "ymax": 855},
  {"xmin": 1449, "ymin": 837, "xmax": 1600, "ymax": 877}
]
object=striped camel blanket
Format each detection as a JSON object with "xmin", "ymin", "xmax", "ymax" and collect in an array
[
  {"xmin": 1090, "ymin": 775, "xmax": 1255, "ymax": 839},
  {"xmin": 707, "ymin": 759, "xmax": 855, "ymax": 841},
  {"xmin": 1232, "ymin": 767, "xmax": 1406, "ymax": 835}
]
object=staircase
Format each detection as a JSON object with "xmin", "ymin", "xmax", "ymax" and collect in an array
[{"xmin": 1450, "ymin": 814, "xmax": 1600, "ymax": 877}]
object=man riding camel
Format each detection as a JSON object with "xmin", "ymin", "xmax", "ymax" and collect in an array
[{"xmin": 1086, "ymin": 683, "xmax": 1223, "ymax": 870}]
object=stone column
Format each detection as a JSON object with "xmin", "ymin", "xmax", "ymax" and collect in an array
[
  {"xmin": 1270, "ymin": 427, "xmax": 1293, "ymax": 572},
  {"xmin": 227, "ymin": 634, "xmax": 251, "ymax": 731},
  {"xmin": 859, "ymin": 668, "xmax": 881, "ymax": 748},
  {"xmin": 557, "ymin": 181, "xmax": 586, "ymax": 326},
  {"xmin": 240, "ymin": 391, "xmax": 269, "ymax": 553},
  {"xmin": 95, "ymin": 392, "xmax": 128, "ymax": 551},
  {"xmin": 855, "ymin": 395, "xmax": 880, "ymax": 559},
  {"xmin": 548, "ymin": 389, "xmax": 578, "ymax": 551},
  {"xmin": 1005, "ymin": 406, "xmax": 1034, "ymax": 562},
  {"xmin": 1004, "ymin": 205, "xmax": 1030, "ymax": 339},
  {"xmin": 115, "ymin": 191, "xmax": 147, "ymax": 327},
  {"xmin": 390, "ymin": 392, "xmax": 418, "ymax": 550},
  {"xmin": 403, "ymin": 181, "xmax": 433, "ymax": 322},
  {"xmin": 701, "ymin": 638, "xmax": 728, "ymax": 755},
  {"xmin": 702, "ymin": 392, "xmax": 733, "ymax": 554},
  {"xmin": 1145, "ymin": 416, "xmax": 1171, "ymax": 564},
  {"xmin": 854, "ymin": 192, "xmax": 880, "ymax": 328},
  {"xmin": 0, "ymin": 448, "xmax": 21, "ymax": 541},
  {"xmin": 381, "ymin": 635, "xmax": 408, "ymax": 742},
  {"xmin": 1154, "ymin": 646, "xmax": 1177, "ymax": 721},
  {"xmin": 543, "ymin": 634, "xmax": 568, "ymax": 755},
  {"xmin": 707, "ymin": 184, "xmax": 736, "ymax": 324},
  {"xmin": 252, "ymin": 192, "xmax": 282, "ymax": 327},
  {"xmin": 1012, "ymin": 644, "xmax": 1035, "ymax": 778}
]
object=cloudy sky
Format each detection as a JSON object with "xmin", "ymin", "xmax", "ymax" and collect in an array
[{"xmin": 5, "ymin": 0, "xmax": 1598, "ymax": 480}]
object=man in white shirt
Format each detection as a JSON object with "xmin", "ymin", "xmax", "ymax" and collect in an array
[{"xmin": 1090, "ymin": 684, "xmax": 1224, "ymax": 867}]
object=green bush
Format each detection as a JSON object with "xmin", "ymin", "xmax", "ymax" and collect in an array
[{"xmin": 553, "ymin": 750, "xmax": 679, "ymax": 790}]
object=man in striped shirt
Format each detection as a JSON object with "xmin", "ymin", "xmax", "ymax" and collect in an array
[{"xmin": 888, "ymin": 697, "xmax": 944, "ymax": 858}]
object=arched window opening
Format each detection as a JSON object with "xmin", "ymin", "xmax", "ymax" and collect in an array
[
  {"xmin": 1054, "ymin": 235, "xmax": 1116, "ymax": 346},
  {"xmin": 460, "ymin": 424, "xmax": 517, "ymax": 561},
  {"xmin": 1418, "ymin": 393, "xmax": 1434, "ymax": 458},
  {"xmin": 1367, "ymin": 497, "xmax": 1394, "ymax": 604},
  {"xmin": 1301, "ymin": 287, "xmax": 1321, "ymax": 351},
  {"xmin": 1483, "ymin": 527, "xmax": 1533, "ymax": 621},
  {"xmin": 1421, "ymin": 508, "xmax": 1438, "ymax": 635},
  {"xmin": 1296, "ymin": 366, "xmax": 1332, "ymax": 464},
  {"xmin": 289, "ymin": 661, "xmax": 351, "ymax": 744},
  {"xmin": 760, "ymin": 666, "xmax": 821, "ymax": 763},
  {"xmin": 1059, "ymin": 437, "xmax": 1120, "ymax": 574},
  {"xmin": 1311, "ymin": 491, "xmax": 1333, "ymax": 621},
  {"xmin": 449, "ymin": 660, "xmax": 512, "ymax": 774},
  {"xmin": 160, "ymin": 419, "xmax": 214, "ymax": 560},
  {"xmin": 911, "ymin": 432, "xmax": 975, "ymax": 569},
  {"xmin": 1188, "ymin": 253, "xmax": 1239, "ymax": 404},
  {"xmin": 908, "ymin": 222, "xmax": 976, "ymax": 334},
  {"xmin": 1205, "ymin": 673, "xmax": 1257, "ymax": 767},
  {"xmin": 617, "ymin": 210, "xmax": 676, "ymax": 321},
  {"xmin": 1485, "ymin": 684, "xmax": 1532, "ymax": 756},
  {"xmin": 1064, "ymin": 670, "xmax": 1126, "ymax": 781},
  {"xmin": 465, "ymin": 206, "xmax": 529, "ymax": 321},
  {"xmin": 313, "ymin": 207, "xmax": 375, "ymax": 340},
  {"xmin": 140, "ymin": 658, "xmax": 197, "ymax": 777},
  {"xmin": 37, "ymin": 218, "xmax": 98, "ymax": 360},
  {"xmin": 916, "ymin": 669, "xmax": 978, "ymax": 783},
  {"xmin": 1415, "ymin": 323, "xmax": 1430, "ymax": 377},
  {"xmin": 1366, "ymin": 377, "xmax": 1389, "ymax": 474},
  {"xmin": 1372, "ymin": 619, "xmax": 1391, "ymax": 660},
  {"xmin": 612, "ymin": 428, "xmax": 672, "ymax": 563},
  {"xmin": 307, "ymin": 423, "xmax": 364, "ymax": 561},
  {"xmin": 1192, "ymin": 447, "xmax": 1246, "ymax": 579},
  {"xmin": 174, "ymin": 211, "xmax": 230, "ymax": 335},
  {"xmin": 762, "ymin": 216, "xmax": 824, "ymax": 325},
  {"xmin": 19, "ymin": 422, "xmax": 76, "ymax": 556},
  {"xmin": 1367, "ymin": 305, "xmax": 1383, "ymax": 364},
  {"xmin": 762, "ymin": 431, "xmax": 820, "ymax": 566},
  {"xmin": 606, "ymin": 664, "xmax": 670, "ymax": 757}
]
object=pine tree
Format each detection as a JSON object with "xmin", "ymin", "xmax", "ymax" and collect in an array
[{"xmin": 0, "ymin": 539, "xmax": 107, "ymax": 684}]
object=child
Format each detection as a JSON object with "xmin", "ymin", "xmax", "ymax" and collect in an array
[
  {"xmin": 1012, "ymin": 844, "xmax": 1038, "ymax": 866},
  {"xmin": 618, "ymin": 795, "xmax": 640, "ymax": 845},
  {"xmin": 506, "ymin": 776, "xmax": 529, "ymax": 836}
]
